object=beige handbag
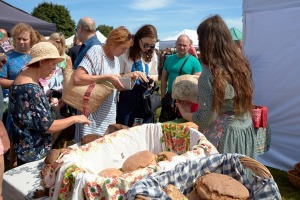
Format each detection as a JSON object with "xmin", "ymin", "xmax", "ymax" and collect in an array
[{"xmin": 62, "ymin": 54, "xmax": 114, "ymax": 115}]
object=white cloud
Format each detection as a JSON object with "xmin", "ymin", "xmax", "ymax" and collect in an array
[
  {"xmin": 131, "ymin": 0, "xmax": 171, "ymax": 11},
  {"xmin": 224, "ymin": 17, "xmax": 243, "ymax": 31}
]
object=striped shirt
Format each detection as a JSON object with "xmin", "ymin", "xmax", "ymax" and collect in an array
[{"xmin": 75, "ymin": 45, "xmax": 119, "ymax": 141}]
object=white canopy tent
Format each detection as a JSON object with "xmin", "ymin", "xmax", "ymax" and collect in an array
[
  {"xmin": 159, "ymin": 29, "xmax": 198, "ymax": 50},
  {"xmin": 65, "ymin": 31, "xmax": 107, "ymax": 46},
  {"xmin": 243, "ymin": 0, "xmax": 300, "ymax": 171}
]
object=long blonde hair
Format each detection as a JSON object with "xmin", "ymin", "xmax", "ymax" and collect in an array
[{"xmin": 49, "ymin": 32, "xmax": 66, "ymax": 55}]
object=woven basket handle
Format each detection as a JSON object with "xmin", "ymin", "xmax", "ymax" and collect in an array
[
  {"xmin": 81, "ymin": 52, "xmax": 104, "ymax": 116},
  {"xmin": 240, "ymin": 156, "xmax": 272, "ymax": 178}
]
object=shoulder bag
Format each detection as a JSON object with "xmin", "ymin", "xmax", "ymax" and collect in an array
[
  {"xmin": 161, "ymin": 55, "xmax": 191, "ymax": 108},
  {"xmin": 62, "ymin": 53, "xmax": 114, "ymax": 116}
]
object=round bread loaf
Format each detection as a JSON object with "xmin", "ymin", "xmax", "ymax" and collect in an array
[
  {"xmin": 195, "ymin": 173, "xmax": 250, "ymax": 200},
  {"xmin": 104, "ymin": 123, "xmax": 129, "ymax": 135},
  {"xmin": 122, "ymin": 150, "xmax": 157, "ymax": 172},
  {"xmin": 186, "ymin": 188, "xmax": 199, "ymax": 200},
  {"xmin": 163, "ymin": 184, "xmax": 187, "ymax": 200},
  {"xmin": 80, "ymin": 133, "xmax": 102, "ymax": 145},
  {"xmin": 98, "ymin": 168, "xmax": 123, "ymax": 177},
  {"xmin": 157, "ymin": 151, "xmax": 177, "ymax": 161},
  {"xmin": 44, "ymin": 149, "xmax": 60, "ymax": 164}
]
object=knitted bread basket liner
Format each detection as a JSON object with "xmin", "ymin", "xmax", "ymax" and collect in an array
[{"xmin": 172, "ymin": 74, "xmax": 199, "ymax": 103}]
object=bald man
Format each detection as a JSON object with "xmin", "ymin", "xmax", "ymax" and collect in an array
[
  {"xmin": 72, "ymin": 17, "xmax": 101, "ymax": 70},
  {"xmin": 159, "ymin": 34, "xmax": 202, "ymax": 122},
  {"xmin": 0, "ymin": 29, "xmax": 13, "ymax": 52},
  {"xmin": 72, "ymin": 17, "xmax": 101, "ymax": 143}
]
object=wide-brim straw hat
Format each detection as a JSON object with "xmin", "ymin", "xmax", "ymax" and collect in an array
[{"xmin": 27, "ymin": 42, "xmax": 64, "ymax": 66}]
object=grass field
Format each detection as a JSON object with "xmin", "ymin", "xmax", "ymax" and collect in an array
[{"xmin": 268, "ymin": 167, "xmax": 300, "ymax": 199}]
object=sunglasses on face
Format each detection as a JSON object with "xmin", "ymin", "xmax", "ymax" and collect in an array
[{"xmin": 140, "ymin": 40, "xmax": 155, "ymax": 49}]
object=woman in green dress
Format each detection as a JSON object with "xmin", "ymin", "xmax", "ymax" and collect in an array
[{"xmin": 176, "ymin": 15, "xmax": 256, "ymax": 159}]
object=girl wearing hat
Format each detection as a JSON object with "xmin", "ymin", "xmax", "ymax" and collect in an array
[{"xmin": 9, "ymin": 42, "xmax": 91, "ymax": 166}]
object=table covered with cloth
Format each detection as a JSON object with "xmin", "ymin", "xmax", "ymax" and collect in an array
[
  {"xmin": 47, "ymin": 123, "xmax": 218, "ymax": 199},
  {"xmin": 3, "ymin": 122, "xmax": 218, "ymax": 200},
  {"xmin": 3, "ymin": 158, "xmax": 49, "ymax": 200},
  {"xmin": 126, "ymin": 153, "xmax": 281, "ymax": 200}
]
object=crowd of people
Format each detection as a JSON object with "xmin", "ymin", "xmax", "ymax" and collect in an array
[{"xmin": 0, "ymin": 14, "xmax": 254, "ymax": 199}]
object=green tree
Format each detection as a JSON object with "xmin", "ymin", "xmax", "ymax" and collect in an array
[
  {"xmin": 97, "ymin": 25, "xmax": 113, "ymax": 37},
  {"xmin": 31, "ymin": 2, "xmax": 75, "ymax": 37}
]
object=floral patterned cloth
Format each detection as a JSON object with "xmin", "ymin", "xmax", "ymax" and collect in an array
[
  {"xmin": 10, "ymin": 83, "xmax": 54, "ymax": 163},
  {"xmin": 46, "ymin": 123, "xmax": 218, "ymax": 200}
]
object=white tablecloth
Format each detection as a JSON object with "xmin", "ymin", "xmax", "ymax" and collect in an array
[
  {"xmin": 3, "ymin": 143, "xmax": 79, "ymax": 200},
  {"xmin": 3, "ymin": 158, "xmax": 50, "ymax": 200}
]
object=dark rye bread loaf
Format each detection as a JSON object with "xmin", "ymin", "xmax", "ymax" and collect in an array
[{"xmin": 194, "ymin": 173, "xmax": 250, "ymax": 200}]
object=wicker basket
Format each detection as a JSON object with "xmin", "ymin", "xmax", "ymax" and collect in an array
[
  {"xmin": 294, "ymin": 162, "xmax": 300, "ymax": 173},
  {"xmin": 127, "ymin": 156, "xmax": 281, "ymax": 200},
  {"xmin": 287, "ymin": 169, "xmax": 300, "ymax": 189},
  {"xmin": 239, "ymin": 156, "xmax": 272, "ymax": 178},
  {"xmin": 62, "ymin": 69, "xmax": 114, "ymax": 115}
]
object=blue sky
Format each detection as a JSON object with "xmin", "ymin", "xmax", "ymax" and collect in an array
[{"xmin": 4, "ymin": 0, "xmax": 243, "ymax": 40}]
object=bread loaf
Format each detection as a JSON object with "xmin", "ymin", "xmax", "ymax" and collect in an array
[
  {"xmin": 44, "ymin": 149, "xmax": 60, "ymax": 164},
  {"xmin": 122, "ymin": 150, "xmax": 156, "ymax": 172},
  {"xmin": 157, "ymin": 151, "xmax": 177, "ymax": 161},
  {"xmin": 104, "ymin": 123, "xmax": 129, "ymax": 135},
  {"xmin": 186, "ymin": 188, "xmax": 199, "ymax": 200},
  {"xmin": 81, "ymin": 134, "xmax": 102, "ymax": 145},
  {"xmin": 163, "ymin": 184, "xmax": 187, "ymax": 200},
  {"xmin": 98, "ymin": 168, "xmax": 123, "ymax": 177},
  {"xmin": 195, "ymin": 173, "xmax": 250, "ymax": 200}
]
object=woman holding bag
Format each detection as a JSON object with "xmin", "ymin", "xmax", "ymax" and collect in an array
[
  {"xmin": 117, "ymin": 24, "xmax": 158, "ymax": 126},
  {"xmin": 73, "ymin": 26, "xmax": 134, "ymax": 141}
]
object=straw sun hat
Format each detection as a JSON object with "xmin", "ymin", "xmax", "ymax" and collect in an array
[{"xmin": 27, "ymin": 42, "xmax": 64, "ymax": 66}]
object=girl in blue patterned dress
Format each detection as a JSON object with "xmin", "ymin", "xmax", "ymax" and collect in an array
[
  {"xmin": 176, "ymin": 15, "xmax": 257, "ymax": 159},
  {"xmin": 9, "ymin": 42, "xmax": 91, "ymax": 165},
  {"xmin": 0, "ymin": 23, "xmax": 38, "ymax": 168}
]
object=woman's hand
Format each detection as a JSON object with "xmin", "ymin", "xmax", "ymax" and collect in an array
[
  {"xmin": 107, "ymin": 74, "xmax": 125, "ymax": 91},
  {"xmin": 176, "ymin": 100, "xmax": 192, "ymax": 115},
  {"xmin": 75, "ymin": 115, "xmax": 92, "ymax": 126},
  {"xmin": 132, "ymin": 71, "xmax": 148, "ymax": 83},
  {"xmin": 176, "ymin": 100, "xmax": 194, "ymax": 121}
]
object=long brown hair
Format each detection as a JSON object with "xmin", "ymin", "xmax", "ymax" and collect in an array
[
  {"xmin": 129, "ymin": 24, "xmax": 157, "ymax": 62},
  {"xmin": 197, "ymin": 15, "xmax": 253, "ymax": 116}
]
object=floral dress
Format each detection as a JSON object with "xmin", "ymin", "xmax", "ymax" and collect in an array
[
  {"xmin": 192, "ymin": 67, "xmax": 257, "ymax": 159},
  {"xmin": 9, "ymin": 83, "xmax": 54, "ymax": 163}
]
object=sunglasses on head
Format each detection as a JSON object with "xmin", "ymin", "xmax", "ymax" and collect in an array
[{"xmin": 140, "ymin": 40, "xmax": 155, "ymax": 49}]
